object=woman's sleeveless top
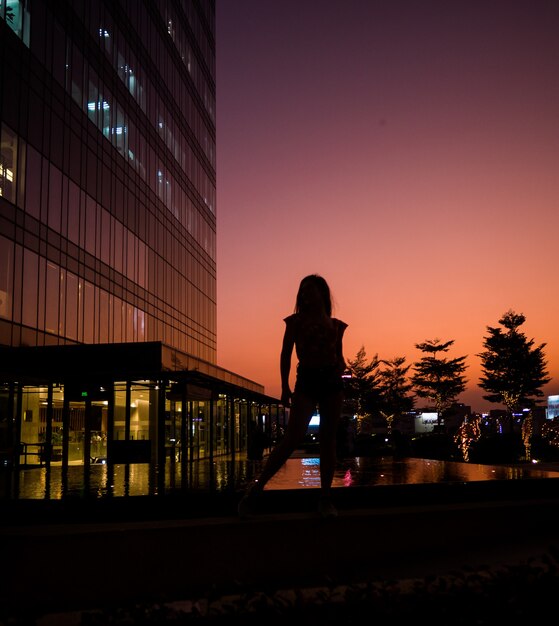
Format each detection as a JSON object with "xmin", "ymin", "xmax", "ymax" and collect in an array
[{"xmin": 284, "ymin": 313, "xmax": 347, "ymax": 369}]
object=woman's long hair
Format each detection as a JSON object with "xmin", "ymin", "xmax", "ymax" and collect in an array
[{"xmin": 295, "ymin": 274, "xmax": 332, "ymax": 316}]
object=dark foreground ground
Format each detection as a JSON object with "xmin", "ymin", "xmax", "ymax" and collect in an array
[{"xmin": 3, "ymin": 476, "xmax": 559, "ymax": 625}]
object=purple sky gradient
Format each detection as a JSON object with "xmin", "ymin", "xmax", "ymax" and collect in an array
[{"xmin": 215, "ymin": 0, "xmax": 559, "ymax": 412}]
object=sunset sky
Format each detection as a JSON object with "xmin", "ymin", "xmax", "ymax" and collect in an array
[{"xmin": 215, "ymin": 0, "xmax": 559, "ymax": 412}]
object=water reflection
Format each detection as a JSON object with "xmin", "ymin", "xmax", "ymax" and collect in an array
[
  {"xmin": 16, "ymin": 464, "xmax": 153, "ymax": 499},
  {"xmin": 11, "ymin": 455, "xmax": 559, "ymax": 499},
  {"xmin": 263, "ymin": 456, "xmax": 559, "ymax": 490}
]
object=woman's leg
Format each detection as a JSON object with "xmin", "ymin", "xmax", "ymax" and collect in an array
[
  {"xmin": 251, "ymin": 392, "xmax": 316, "ymax": 491},
  {"xmin": 318, "ymin": 390, "xmax": 343, "ymax": 496}
]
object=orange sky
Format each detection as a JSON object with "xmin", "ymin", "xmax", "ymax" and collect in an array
[{"xmin": 215, "ymin": 0, "xmax": 559, "ymax": 412}]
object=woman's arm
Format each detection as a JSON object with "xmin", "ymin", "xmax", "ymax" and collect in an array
[{"xmin": 280, "ymin": 319, "xmax": 296, "ymax": 405}]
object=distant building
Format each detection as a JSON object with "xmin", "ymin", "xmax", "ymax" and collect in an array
[
  {"xmin": 547, "ymin": 395, "xmax": 559, "ymax": 420},
  {"xmin": 403, "ymin": 403, "xmax": 471, "ymax": 435}
]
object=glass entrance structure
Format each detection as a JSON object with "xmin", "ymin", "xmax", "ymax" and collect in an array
[{"xmin": 0, "ymin": 342, "xmax": 284, "ymax": 499}]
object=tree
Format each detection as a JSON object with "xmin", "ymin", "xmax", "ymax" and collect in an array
[
  {"xmin": 411, "ymin": 338, "xmax": 468, "ymax": 428},
  {"xmin": 344, "ymin": 346, "xmax": 380, "ymax": 428},
  {"xmin": 478, "ymin": 310, "xmax": 550, "ymax": 432},
  {"xmin": 377, "ymin": 357, "xmax": 415, "ymax": 434},
  {"xmin": 454, "ymin": 414, "xmax": 481, "ymax": 462}
]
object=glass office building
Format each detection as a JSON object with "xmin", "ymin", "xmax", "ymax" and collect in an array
[{"xmin": 0, "ymin": 0, "xmax": 281, "ymax": 499}]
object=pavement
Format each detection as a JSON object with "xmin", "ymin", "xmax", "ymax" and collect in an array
[{"xmin": 3, "ymin": 477, "xmax": 559, "ymax": 623}]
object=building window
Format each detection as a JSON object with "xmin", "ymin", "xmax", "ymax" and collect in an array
[
  {"xmin": 1, "ymin": 0, "xmax": 30, "ymax": 46},
  {"xmin": 22, "ymin": 248, "xmax": 38, "ymax": 328},
  {"xmin": 0, "ymin": 124, "xmax": 17, "ymax": 203}
]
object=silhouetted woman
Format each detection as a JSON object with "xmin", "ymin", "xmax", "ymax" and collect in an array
[{"xmin": 238, "ymin": 274, "xmax": 348, "ymax": 518}]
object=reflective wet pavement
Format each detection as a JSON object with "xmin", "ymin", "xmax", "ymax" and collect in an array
[
  {"xmin": 9, "ymin": 453, "xmax": 559, "ymax": 500},
  {"xmin": 264, "ymin": 454, "xmax": 559, "ymax": 489}
]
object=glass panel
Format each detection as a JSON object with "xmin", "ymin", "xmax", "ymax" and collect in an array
[
  {"xmin": 65, "ymin": 271, "xmax": 78, "ymax": 340},
  {"xmin": 67, "ymin": 180, "xmax": 80, "ymax": 244},
  {"xmin": 45, "ymin": 261, "xmax": 59, "ymax": 334},
  {"xmin": 127, "ymin": 230, "xmax": 135, "ymax": 280},
  {"xmin": 57, "ymin": 392, "xmax": 108, "ymax": 492},
  {"xmin": 87, "ymin": 71, "xmax": 99, "ymax": 126},
  {"xmin": 58, "ymin": 268, "xmax": 66, "ymax": 335},
  {"xmin": 52, "ymin": 20, "xmax": 66, "ymax": 85},
  {"xmin": 111, "ymin": 383, "xmax": 152, "ymax": 496},
  {"xmin": 0, "ymin": 384, "xmax": 13, "ymax": 484},
  {"xmin": 99, "ymin": 288, "xmax": 108, "ymax": 342},
  {"xmin": 129, "ymin": 384, "xmax": 151, "ymax": 442},
  {"xmin": 5, "ymin": 0, "xmax": 23, "ymax": 38},
  {"xmin": 165, "ymin": 393, "xmax": 182, "ymax": 489},
  {"xmin": 67, "ymin": 401, "xmax": 85, "ymax": 463},
  {"xmin": 0, "ymin": 123, "xmax": 17, "ymax": 203},
  {"xmin": 215, "ymin": 396, "xmax": 228, "ymax": 455},
  {"xmin": 99, "ymin": 206, "xmax": 110, "ymax": 264},
  {"xmin": 135, "ymin": 307, "xmax": 145, "ymax": 341},
  {"xmin": 0, "ymin": 235, "xmax": 13, "ymax": 320},
  {"xmin": 112, "ymin": 219, "xmax": 123, "ymax": 273},
  {"xmin": 189, "ymin": 400, "xmax": 209, "ymax": 459},
  {"xmin": 47, "ymin": 164, "xmax": 62, "ymax": 231},
  {"xmin": 24, "ymin": 144, "xmax": 41, "ymax": 218},
  {"xmin": 70, "ymin": 44, "xmax": 84, "ymax": 106},
  {"xmin": 111, "ymin": 294, "xmax": 122, "ymax": 342},
  {"xmin": 137, "ymin": 239, "xmax": 146, "ymax": 288},
  {"xmin": 22, "ymin": 248, "xmax": 38, "ymax": 328},
  {"xmin": 83, "ymin": 281, "xmax": 94, "ymax": 343},
  {"xmin": 100, "ymin": 87, "xmax": 111, "ymax": 138},
  {"xmin": 85, "ymin": 195, "xmax": 96, "ymax": 254},
  {"xmin": 113, "ymin": 104, "xmax": 125, "ymax": 153},
  {"xmin": 19, "ymin": 386, "xmax": 47, "ymax": 467}
]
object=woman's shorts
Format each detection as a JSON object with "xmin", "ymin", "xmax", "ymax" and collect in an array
[{"xmin": 294, "ymin": 365, "xmax": 344, "ymax": 401}]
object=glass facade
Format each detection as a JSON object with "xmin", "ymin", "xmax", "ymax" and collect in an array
[{"xmin": 0, "ymin": 0, "xmax": 216, "ymax": 358}]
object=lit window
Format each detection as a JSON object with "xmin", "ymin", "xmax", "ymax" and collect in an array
[
  {"xmin": 3, "ymin": 0, "xmax": 30, "ymax": 46},
  {"xmin": 0, "ymin": 124, "xmax": 17, "ymax": 202}
]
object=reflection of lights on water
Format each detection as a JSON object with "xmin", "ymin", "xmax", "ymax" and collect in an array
[
  {"xmin": 302, "ymin": 457, "xmax": 320, "ymax": 466},
  {"xmin": 17, "ymin": 455, "xmax": 559, "ymax": 499}
]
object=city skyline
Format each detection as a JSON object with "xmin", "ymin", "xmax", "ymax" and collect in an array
[{"xmin": 215, "ymin": 0, "xmax": 559, "ymax": 412}]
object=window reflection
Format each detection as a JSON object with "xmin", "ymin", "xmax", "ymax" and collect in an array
[
  {"xmin": 0, "ymin": 235, "xmax": 13, "ymax": 320},
  {"xmin": 0, "ymin": 124, "xmax": 17, "ymax": 203},
  {"xmin": 45, "ymin": 262, "xmax": 59, "ymax": 335},
  {"xmin": 22, "ymin": 248, "xmax": 38, "ymax": 328},
  {"xmin": 3, "ymin": 4, "xmax": 216, "ymax": 360},
  {"xmin": 24, "ymin": 144, "xmax": 40, "ymax": 219}
]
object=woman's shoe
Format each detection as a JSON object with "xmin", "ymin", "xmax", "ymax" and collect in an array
[
  {"xmin": 237, "ymin": 481, "xmax": 260, "ymax": 519},
  {"xmin": 318, "ymin": 496, "xmax": 338, "ymax": 519}
]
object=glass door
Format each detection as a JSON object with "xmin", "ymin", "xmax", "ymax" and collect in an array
[{"xmin": 66, "ymin": 400, "xmax": 107, "ymax": 465}]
